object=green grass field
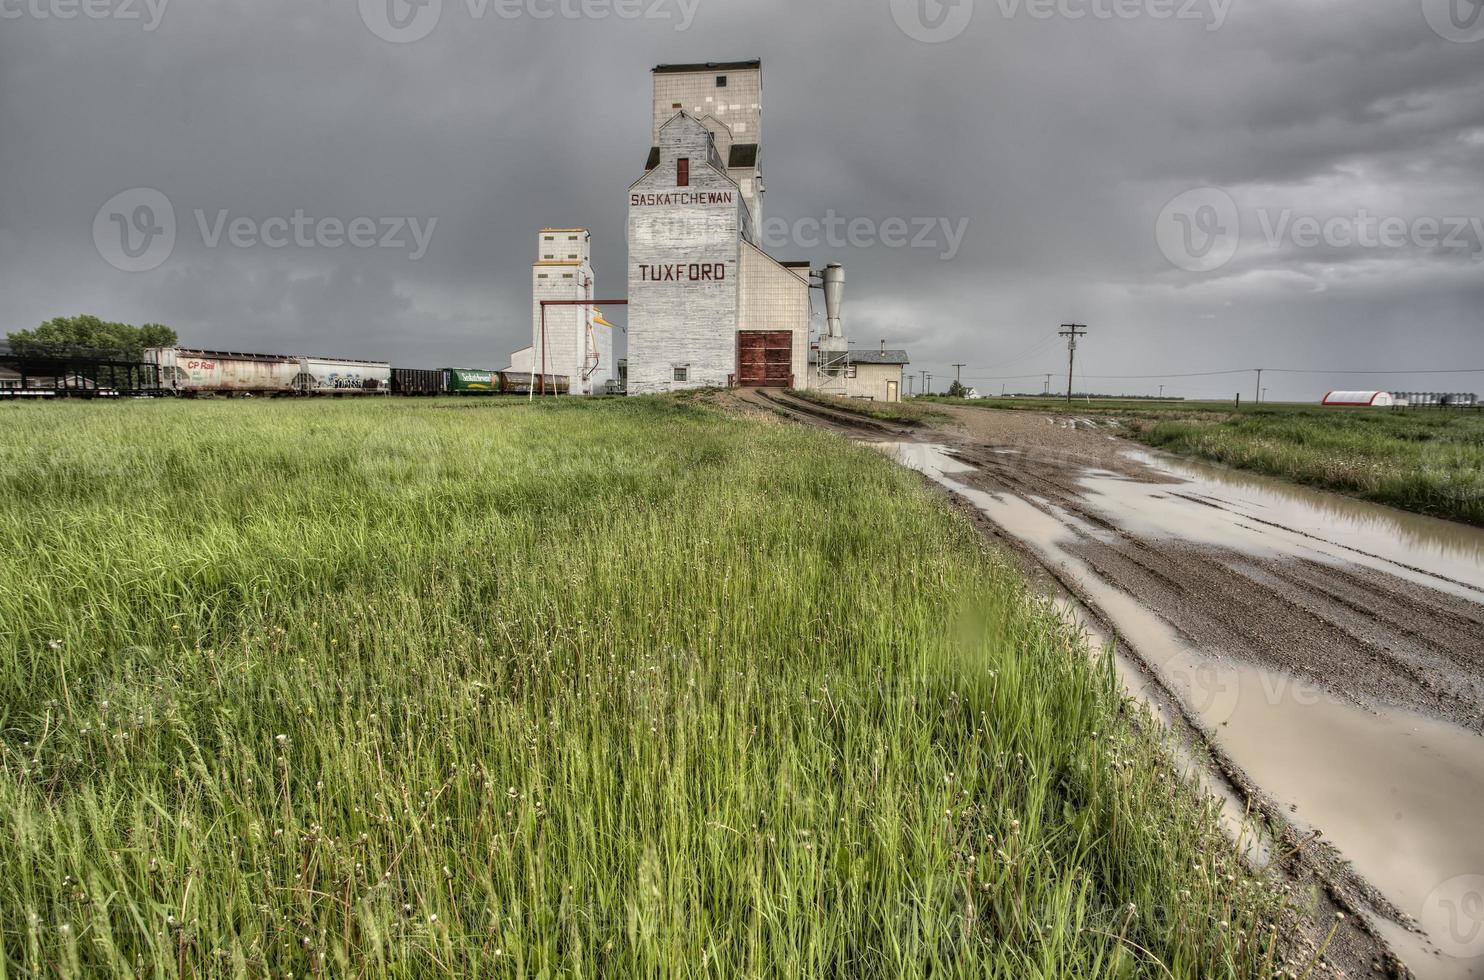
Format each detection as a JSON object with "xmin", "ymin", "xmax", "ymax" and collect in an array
[
  {"xmin": 1128, "ymin": 410, "xmax": 1484, "ymax": 526},
  {"xmin": 922, "ymin": 397, "xmax": 1484, "ymax": 526},
  {"xmin": 0, "ymin": 398, "xmax": 1287, "ymax": 977}
]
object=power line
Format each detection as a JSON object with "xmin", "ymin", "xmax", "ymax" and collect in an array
[
  {"xmin": 962, "ymin": 367, "xmax": 1484, "ymax": 384},
  {"xmin": 1265, "ymin": 368, "xmax": 1484, "ymax": 375},
  {"xmin": 960, "ymin": 372, "xmax": 1068, "ymax": 383},
  {"xmin": 963, "ymin": 369, "xmax": 1245, "ymax": 382},
  {"xmin": 1076, "ymin": 369, "xmax": 1252, "ymax": 380},
  {"xmin": 967, "ymin": 330, "xmax": 1065, "ymax": 372}
]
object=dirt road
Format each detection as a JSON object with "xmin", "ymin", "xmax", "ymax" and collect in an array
[
  {"xmin": 936, "ymin": 407, "xmax": 1484, "ymax": 731},
  {"xmin": 768, "ymin": 395, "xmax": 1484, "ymax": 980}
]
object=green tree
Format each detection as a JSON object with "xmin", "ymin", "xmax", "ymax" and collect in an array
[
  {"xmin": 948, "ymin": 380, "xmax": 969, "ymax": 399},
  {"xmin": 6, "ymin": 316, "xmax": 178, "ymax": 359}
]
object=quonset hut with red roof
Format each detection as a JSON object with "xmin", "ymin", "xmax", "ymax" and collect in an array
[{"xmin": 1322, "ymin": 391, "xmax": 1396, "ymax": 407}]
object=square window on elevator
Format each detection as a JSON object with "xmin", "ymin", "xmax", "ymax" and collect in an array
[
  {"xmin": 673, "ymin": 366, "xmax": 689, "ymax": 383},
  {"xmin": 716, "ymin": 76, "xmax": 727, "ymax": 87}
]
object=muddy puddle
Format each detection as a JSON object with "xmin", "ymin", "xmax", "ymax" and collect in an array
[
  {"xmin": 878, "ymin": 441, "xmax": 1484, "ymax": 980},
  {"xmin": 1101, "ymin": 450, "xmax": 1484, "ymax": 602}
]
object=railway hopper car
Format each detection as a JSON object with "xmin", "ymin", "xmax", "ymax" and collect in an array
[
  {"xmin": 496, "ymin": 372, "xmax": 570, "ymax": 396},
  {"xmin": 294, "ymin": 357, "xmax": 391, "ymax": 395},
  {"xmin": 147, "ymin": 348, "xmax": 299, "ymax": 395},
  {"xmin": 387, "ymin": 368, "xmax": 573, "ymax": 397},
  {"xmin": 391, "ymin": 368, "xmax": 447, "ymax": 396},
  {"xmin": 146, "ymin": 349, "xmax": 392, "ymax": 396},
  {"xmin": 445, "ymin": 369, "xmax": 501, "ymax": 395}
]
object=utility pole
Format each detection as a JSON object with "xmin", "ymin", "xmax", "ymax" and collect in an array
[
  {"xmin": 906, "ymin": 375, "xmax": 915, "ymax": 398},
  {"xmin": 1043, "ymin": 374, "xmax": 1052, "ymax": 396},
  {"xmin": 952, "ymin": 363, "xmax": 966, "ymax": 386},
  {"xmin": 925, "ymin": 373, "xmax": 933, "ymax": 395},
  {"xmin": 920, "ymin": 369, "xmax": 928, "ymax": 393},
  {"xmin": 1059, "ymin": 324, "xmax": 1088, "ymax": 404},
  {"xmin": 1159, "ymin": 384, "xmax": 1165, "ymax": 399},
  {"xmin": 1255, "ymin": 368, "xmax": 1263, "ymax": 404}
]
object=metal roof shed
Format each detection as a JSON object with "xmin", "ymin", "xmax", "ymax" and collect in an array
[{"xmin": 1322, "ymin": 391, "xmax": 1395, "ymax": 407}]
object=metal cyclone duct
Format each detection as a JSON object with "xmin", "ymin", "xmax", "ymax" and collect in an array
[{"xmin": 822, "ymin": 263, "xmax": 845, "ymax": 339}]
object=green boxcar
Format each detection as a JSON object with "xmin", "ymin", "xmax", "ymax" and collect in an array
[{"xmin": 445, "ymin": 368, "xmax": 498, "ymax": 395}]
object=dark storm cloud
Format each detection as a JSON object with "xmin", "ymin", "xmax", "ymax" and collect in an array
[{"xmin": 1, "ymin": 0, "xmax": 1480, "ymax": 399}]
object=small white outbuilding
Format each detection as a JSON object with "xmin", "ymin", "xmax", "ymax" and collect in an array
[{"xmin": 1322, "ymin": 391, "xmax": 1395, "ymax": 408}]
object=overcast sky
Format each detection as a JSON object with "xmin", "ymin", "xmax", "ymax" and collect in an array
[{"xmin": 2, "ymin": 0, "xmax": 1482, "ymax": 399}]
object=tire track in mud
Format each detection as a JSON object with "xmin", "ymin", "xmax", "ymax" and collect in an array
[
  {"xmin": 1174, "ymin": 495, "xmax": 1484, "ymax": 601},
  {"xmin": 912, "ymin": 447, "xmax": 1414, "ymax": 980},
  {"xmin": 940, "ymin": 433, "xmax": 1484, "ymax": 731}
]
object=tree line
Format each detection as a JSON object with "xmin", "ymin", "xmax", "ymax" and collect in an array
[{"xmin": 5, "ymin": 316, "xmax": 178, "ymax": 359}]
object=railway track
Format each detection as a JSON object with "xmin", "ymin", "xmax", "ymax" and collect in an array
[{"xmin": 746, "ymin": 388, "xmax": 915, "ymax": 437}]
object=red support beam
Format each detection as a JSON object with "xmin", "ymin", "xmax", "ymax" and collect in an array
[{"xmin": 537, "ymin": 300, "xmax": 628, "ymax": 397}]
